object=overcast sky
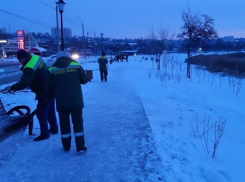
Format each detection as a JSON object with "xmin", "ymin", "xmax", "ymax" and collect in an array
[{"xmin": 0, "ymin": 0, "xmax": 244, "ymax": 39}]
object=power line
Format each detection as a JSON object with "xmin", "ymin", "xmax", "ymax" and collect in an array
[
  {"xmin": 0, "ymin": 1, "xmax": 90, "ymax": 33},
  {"xmin": 36, "ymin": 0, "xmax": 80, "ymax": 26},
  {"xmin": 37, "ymin": 0, "xmax": 55, "ymax": 9},
  {"xmin": 0, "ymin": 8, "xmax": 52, "ymax": 28}
]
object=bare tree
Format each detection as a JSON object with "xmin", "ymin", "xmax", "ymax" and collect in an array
[
  {"xmin": 177, "ymin": 5, "xmax": 218, "ymax": 78},
  {"xmin": 158, "ymin": 25, "xmax": 169, "ymax": 41},
  {"xmin": 148, "ymin": 24, "xmax": 174, "ymax": 70},
  {"xmin": 148, "ymin": 24, "xmax": 158, "ymax": 55},
  {"xmin": 157, "ymin": 26, "xmax": 173, "ymax": 70}
]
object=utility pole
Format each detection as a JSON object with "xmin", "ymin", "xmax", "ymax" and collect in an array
[
  {"xmin": 56, "ymin": 5, "xmax": 60, "ymax": 52},
  {"xmin": 5, "ymin": 22, "xmax": 10, "ymax": 35},
  {"xmin": 86, "ymin": 32, "xmax": 89, "ymax": 58},
  {"xmin": 90, "ymin": 27, "xmax": 96, "ymax": 55},
  {"xmin": 94, "ymin": 32, "xmax": 96, "ymax": 55},
  {"xmin": 82, "ymin": 23, "xmax": 85, "ymax": 59},
  {"xmin": 87, "ymin": 32, "xmax": 89, "ymax": 45},
  {"xmin": 100, "ymin": 33, "xmax": 104, "ymax": 52},
  {"xmin": 77, "ymin": 17, "xmax": 86, "ymax": 59}
]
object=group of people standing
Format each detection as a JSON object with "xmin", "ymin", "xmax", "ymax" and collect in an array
[
  {"xmin": 3, "ymin": 49, "xmax": 89, "ymax": 154},
  {"xmin": 3, "ymin": 50, "xmax": 110, "ymax": 153}
]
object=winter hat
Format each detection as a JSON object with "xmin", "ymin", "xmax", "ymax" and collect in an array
[
  {"xmin": 56, "ymin": 51, "xmax": 71, "ymax": 59},
  {"xmin": 17, "ymin": 49, "xmax": 29, "ymax": 60}
]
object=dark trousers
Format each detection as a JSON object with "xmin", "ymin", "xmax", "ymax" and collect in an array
[
  {"xmin": 36, "ymin": 99, "xmax": 58, "ymax": 137},
  {"xmin": 100, "ymin": 69, "xmax": 108, "ymax": 81},
  {"xmin": 58, "ymin": 108, "xmax": 85, "ymax": 151}
]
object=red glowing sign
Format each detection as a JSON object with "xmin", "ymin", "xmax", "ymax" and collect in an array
[
  {"xmin": 16, "ymin": 30, "xmax": 25, "ymax": 50},
  {"xmin": 17, "ymin": 37, "xmax": 25, "ymax": 50},
  {"xmin": 16, "ymin": 30, "xmax": 25, "ymax": 37}
]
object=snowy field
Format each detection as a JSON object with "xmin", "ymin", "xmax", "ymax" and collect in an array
[{"xmin": 0, "ymin": 53, "xmax": 244, "ymax": 182}]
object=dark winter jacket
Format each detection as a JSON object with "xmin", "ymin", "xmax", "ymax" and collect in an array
[
  {"xmin": 11, "ymin": 55, "xmax": 53, "ymax": 100},
  {"xmin": 98, "ymin": 56, "xmax": 108, "ymax": 71},
  {"xmin": 49, "ymin": 57, "xmax": 88, "ymax": 111}
]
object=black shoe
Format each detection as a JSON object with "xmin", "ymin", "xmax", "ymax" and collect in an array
[
  {"xmin": 62, "ymin": 136, "xmax": 71, "ymax": 152},
  {"xmin": 64, "ymin": 147, "xmax": 70, "ymax": 152},
  {"xmin": 77, "ymin": 147, "xmax": 87, "ymax": 154},
  {"xmin": 34, "ymin": 135, "xmax": 50, "ymax": 141}
]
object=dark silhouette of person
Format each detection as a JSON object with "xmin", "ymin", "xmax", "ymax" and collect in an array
[{"xmin": 98, "ymin": 52, "xmax": 108, "ymax": 82}]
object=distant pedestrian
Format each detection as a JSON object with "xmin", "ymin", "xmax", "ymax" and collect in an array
[
  {"xmin": 3, "ymin": 49, "xmax": 58, "ymax": 141},
  {"xmin": 109, "ymin": 57, "xmax": 113, "ymax": 64},
  {"xmin": 49, "ymin": 51, "xmax": 88, "ymax": 154},
  {"xmin": 125, "ymin": 53, "xmax": 128, "ymax": 62},
  {"xmin": 98, "ymin": 52, "xmax": 108, "ymax": 82}
]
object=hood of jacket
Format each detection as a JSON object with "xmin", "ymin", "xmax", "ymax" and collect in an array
[{"xmin": 52, "ymin": 57, "xmax": 74, "ymax": 68}]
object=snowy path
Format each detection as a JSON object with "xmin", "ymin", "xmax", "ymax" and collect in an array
[
  {"xmin": 1, "ymin": 54, "xmax": 245, "ymax": 181},
  {"xmin": 0, "ymin": 61, "xmax": 163, "ymax": 182}
]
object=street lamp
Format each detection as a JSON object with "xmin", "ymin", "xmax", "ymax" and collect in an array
[
  {"xmin": 90, "ymin": 27, "xmax": 96, "ymax": 54},
  {"xmin": 86, "ymin": 32, "xmax": 89, "ymax": 57},
  {"xmin": 87, "ymin": 32, "xmax": 89, "ymax": 43},
  {"xmin": 100, "ymin": 33, "xmax": 104, "ymax": 52},
  {"xmin": 90, "ymin": 27, "xmax": 95, "ymax": 39},
  {"xmin": 5, "ymin": 22, "xmax": 10, "ymax": 34},
  {"xmin": 109, "ymin": 41, "xmax": 112, "ymax": 57},
  {"xmin": 55, "ymin": 5, "xmax": 60, "ymax": 52},
  {"xmin": 56, "ymin": 0, "xmax": 66, "ymax": 51},
  {"xmin": 76, "ymin": 17, "xmax": 85, "ymax": 59}
]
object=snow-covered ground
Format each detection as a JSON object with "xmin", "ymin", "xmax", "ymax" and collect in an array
[{"xmin": 0, "ymin": 53, "xmax": 244, "ymax": 182}]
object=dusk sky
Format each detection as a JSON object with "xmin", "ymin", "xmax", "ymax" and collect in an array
[{"xmin": 0, "ymin": 0, "xmax": 244, "ymax": 39}]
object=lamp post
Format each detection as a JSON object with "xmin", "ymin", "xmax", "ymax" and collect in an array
[
  {"xmin": 55, "ymin": 5, "xmax": 60, "ymax": 52},
  {"xmin": 87, "ymin": 32, "xmax": 89, "ymax": 45},
  {"xmin": 5, "ymin": 22, "xmax": 10, "ymax": 35},
  {"xmin": 56, "ymin": 0, "xmax": 66, "ymax": 51},
  {"xmin": 86, "ymin": 32, "xmax": 89, "ymax": 57},
  {"xmin": 90, "ymin": 27, "xmax": 95, "ymax": 39},
  {"xmin": 90, "ymin": 27, "xmax": 96, "ymax": 54},
  {"xmin": 100, "ymin": 33, "xmax": 104, "ymax": 52},
  {"xmin": 109, "ymin": 41, "xmax": 111, "ymax": 57},
  {"xmin": 76, "ymin": 17, "xmax": 85, "ymax": 59}
]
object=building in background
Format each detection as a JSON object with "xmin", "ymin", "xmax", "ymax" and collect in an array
[
  {"xmin": 51, "ymin": 27, "xmax": 72, "ymax": 39},
  {"xmin": 223, "ymin": 36, "xmax": 234, "ymax": 43}
]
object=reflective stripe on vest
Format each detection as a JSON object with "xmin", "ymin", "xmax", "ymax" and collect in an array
[
  {"xmin": 61, "ymin": 133, "xmax": 71, "ymax": 138},
  {"xmin": 49, "ymin": 66, "xmax": 58, "ymax": 74},
  {"xmin": 24, "ymin": 55, "xmax": 42, "ymax": 70},
  {"xmin": 49, "ymin": 62, "xmax": 80, "ymax": 74},
  {"xmin": 99, "ymin": 56, "xmax": 107, "ymax": 60},
  {"xmin": 74, "ymin": 132, "xmax": 84, "ymax": 137}
]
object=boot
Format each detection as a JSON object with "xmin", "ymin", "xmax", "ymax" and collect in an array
[
  {"xmin": 62, "ymin": 136, "xmax": 71, "ymax": 152},
  {"xmin": 34, "ymin": 135, "xmax": 49, "ymax": 141},
  {"xmin": 77, "ymin": 147, "xmax": 87, "ymax": 154}
]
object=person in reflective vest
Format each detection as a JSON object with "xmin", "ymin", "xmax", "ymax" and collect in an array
[
  {"xmin": 49, "ymin": 51, "xmax": 88, "ymax": 154},
  {"xmin": 98, "ymin": 51, "xmax": 108, "ymax": 82},
  {"xmin": 3, "ymin": 49, "xmax": 58, "ymax": 141}
]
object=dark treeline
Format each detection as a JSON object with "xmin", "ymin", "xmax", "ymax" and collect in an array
[
  {"xmin": 0, "ymin": 28, "xmax": 245, "ymax": 56},
  {"xmin": 189, "ymin": 53, "xmax": 245, "ymax": 78}
]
